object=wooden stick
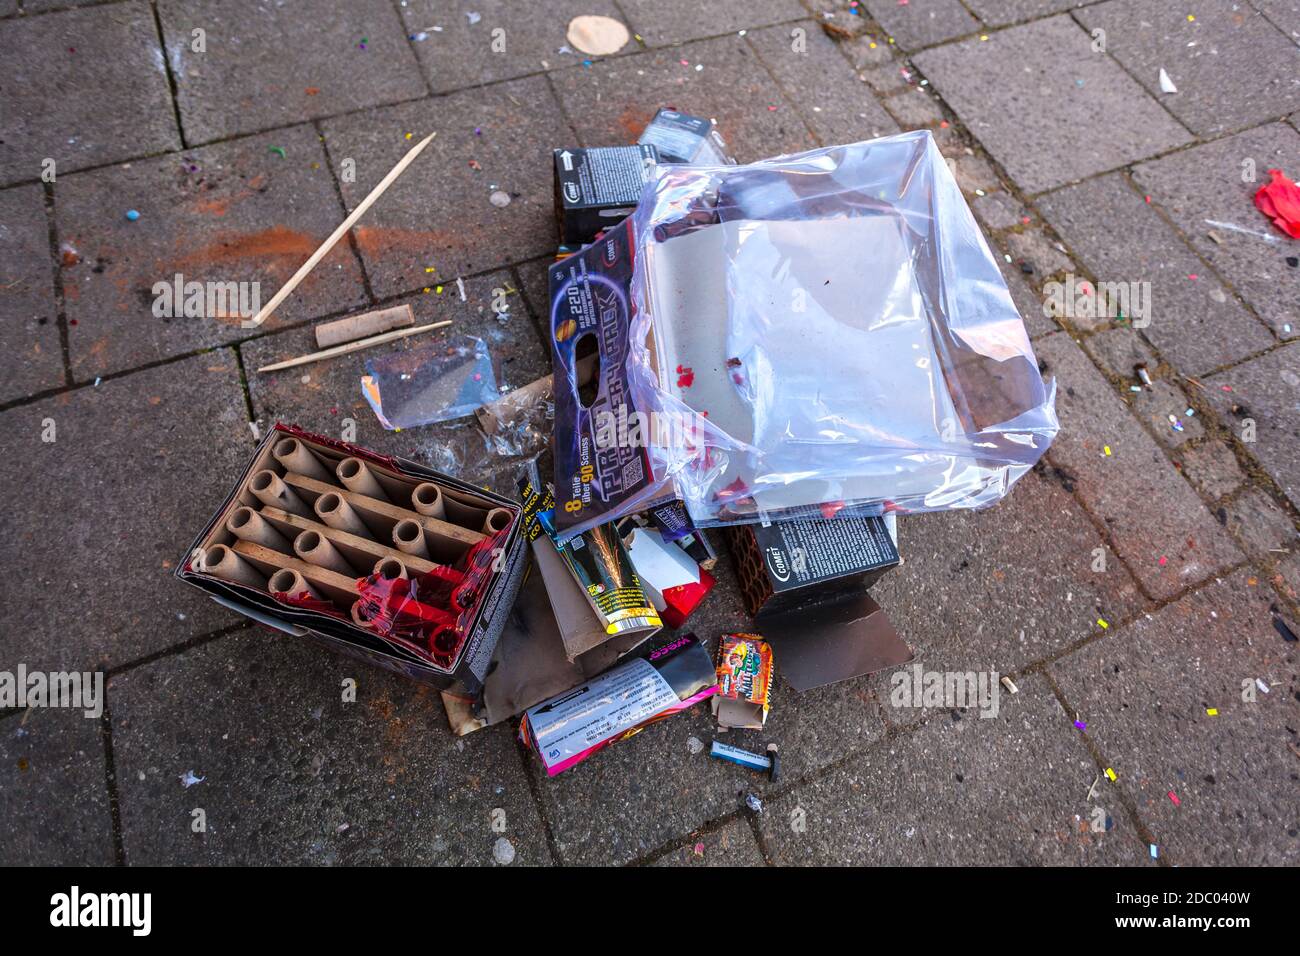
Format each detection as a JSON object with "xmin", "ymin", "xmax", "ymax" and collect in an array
[
  {"xmin": 255, "ymin": 320, "xmax": 451, "ymax": 373},
  {"xmin": 243, "ymin": 132, "xmax": 437, "ymax": 329}
]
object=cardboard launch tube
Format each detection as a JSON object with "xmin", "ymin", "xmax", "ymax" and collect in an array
[
  {"xmin": 249, "ymin": 469, "xmax": 311, "ymax": 517},
  {"xmin": 392, "ymin": 519, "xmax": 431, "ymax": 559},
  {"xmin": 411, "ymin": 482, "xmax": 446, "ymax": 520},
  {"xmin": 272, "ymin": 437, "xmax": 332, "ymax": 482},
  {"xmin": 294, "ymin": 529, "xmax": 355, "ymax": 576},
  {"xmin": 314, "ymin": 492, "xmax": 372, "ymax": 538},
  {"xmin": 350, "ymin": 600, "xmax": 378, "ymax": 629},
  {"xmin": 268, "ymin": 568, "xmax": 322, "ymax": 601},
  {"xmin": 315, "ymin": 304, "xmax": 415, "ymax": 349},
  {"xmin": 482, "ymin": 507, "xmax": 513, "ymax": 535},
  {"xmin": 200, "ymin": 544, "xmax": 267, "ymax": 589},
  {"xmin": 337, "ymin": 456, "xmax": 390, "ymax": 501},
  {"xmin": 226, "ymin": 506, "xmax": 291, "ymax": 551},
  {"xmin": 373, "ymin": 556, "xmax": 409, "ymax": 581}
]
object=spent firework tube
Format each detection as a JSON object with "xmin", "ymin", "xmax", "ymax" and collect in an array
[{"xmin": 520, "ymin": 634, "xmax": 717, "ymax": 776}]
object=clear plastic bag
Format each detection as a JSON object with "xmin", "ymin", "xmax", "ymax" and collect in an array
[
  {"xmin": 558, "ymin": 130, "xmax": 1058, "ymax": 540},
  {"xmin": 361, "ymin": 335, "xmax": 499, "ymax": 429}
]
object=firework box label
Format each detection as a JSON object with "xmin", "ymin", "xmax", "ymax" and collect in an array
[
  {"xmin": 553, "ymin": 144, "xmax": 659, "ymax": 244},
  {"xmin": 521, "ymin": 633, "xmax": 717, "ymax": 775},
  {"xmin": 713, "ymin": 633, "xmax": 774, "ymax": 730},
  {"xmin": 549, "ymin": 219, "xmax": 654, "ymax": 536}
]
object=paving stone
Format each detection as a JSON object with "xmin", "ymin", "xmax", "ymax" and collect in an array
[
  {"xmin": 1220, "ymin": 487, "xmax": 1299, "ymax": 563},
  {"xmin": 1254, "ymin": 0, "xmax": 1300, "ymax": 42},
  {"xmin": 914, "ymin": 16, "xmax": 1191, "ymax": 194},
  {"xmin": 862, "ymin": 0, "xmax": 979, "ymax": 49},
  {"xmin": 648, "ymin": 818, "xmax": 766, "ymax": 866},
  {"xmin": 322, "ymin": 76, "xmax": 570, "ymax": 299},
  {"xmin": 0, "ymin": 708, "xmax": 114, "ymax": 865},
  {"xmin": 1275, "ymin": 551, "xmax": 1300, "ymax": 605},
  {"xmin": 1002, "ymin": 228, "xmax": 1072, "ymax": 279},
  {"xmin": 56, "ymin": 125, "xmax": 368, "ymax": 381},
  {"xmin": 859, "ymin": 62, "xmax": 911, "ymax": 96},
  {"xmin": 0, "ymin": 184, "xmax": 64, "ymax": 402},
  {"xmin": 398, "ymin": 0, "xmax": 625, "ymax": 93},
  {"xmin": 1000, "ymin": 256, "xmax": 1056, "ymax": 338},
  {"xmin": 17, "ymin": 0, "xmax": 103, "ymax": 10},
  {"xmin": 1075, "ymin": 0, "xmax": 1300, "ymax": 137},
  {"xmin": 973, "ymin": 190, "xmax": 1030, "ymax": 231},
  {"xmin": 514, "ymin": 256, "xmax": 554, "ymax": 343},
  {"xmin": 241, "ymin": 273, "xmax": 550, "ymax": 499},
  {"xmin": 1049, "ymin": 571, "xmax": 1300, "ymax": 865},
  {"xmin": 1039, "ymin": 174, "xmax": 1273, "ymax": 377},
  {"xmin": 1204, "ymin": 342, "xmax": 1300, "ymax": 511},
  {"xmin": 1080, "ymin": 325, "xmax": 1159, "ymax": 378},
  {"xmin": 758, "ymin": 674, "xmax": 1152, "ymax": 864},
  {"xmin": 839, "ymin": 31, "xmax": 902, "ymax": 69},
  {"xmin": 0, "ymin": 353, "xmax": 252, "ymax": 673},
  {"xmin": 746, "ymin": 22, "xmax": 898, "ymax": 146},
  {"xmin": 964, "ymin": 0, "xmax": 1083, "ymax": 25},
  {"xmin": 881, "ymin": 87, "xmax": 946, "ymax": 128},
  {"xmin": 0, "ymin": 1, "xmax": 180, "ymax": 187},
  {"xmin": 1175, "ymin": 440, "xmax": 1247, "ymax": 502},
  {"xmin": 1132, "ymin": 123, "xmax": 1300, "ymax": 340},
  {"xmin": 0, "ymin": 0, "xmax": 14, "ymax": 17},
  {"xmin": 1130, "ymin": 380, "xmax": 1204, "ymax": 449},
  {"xmin": 109, "ymin": 629, "xmax": 551, "ymax": 864},
  {"xmin": 867, "ymin": 471, "xmax": 1145, "ymax": 729},
  {"xmin": 1036, "ymin": 332, "xmax": 1243, "ymax": 600},
  {"xmin": 548, "ymin": 34, "xmax": 816, "ymax": 162},
  {"xmin": 621, "ymin": 0, "xmax": 805, "ymax": 47},
  {"xmin": 157, "ymin": 0, "xmax": 426, "ymax": 144}
]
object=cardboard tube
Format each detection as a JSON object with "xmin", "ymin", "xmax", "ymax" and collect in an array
[
  {"xmin": 249, "ymin": 469, "xmax": 311, "ymax": 517},
  {"xmin": 272, "ymin": 437, "xmax": 332, "ymax": 482},
  {"xmin": 350, "ymin": 600, "xmax": 378, "ymax": 628},
  {"xmin": 294, "ymin": 529, "xmax": 355, "ymax": 576},
  {"xmin": 374, "ymin": 556, "xmax": 409, "ymax": 581},
  {"xmin": 316, "ymin": 304, "xmax": 414, "ymax": 349},
  {"xmin": 482, "ymin": 508, "xmax": 513, "ymax": 535},
  {"xmin": 199, "ymin": 544, "xmax": 267, "ymax": 589},
  {"xmin": 392, "ymin": 519, "xmax": 431, "ymax": 559},
  {"xmin": 268, "ymin": 568, "xmax": 321, "ymax": 600},
  {"xmin": 226, "ymin": 506, "xmax": 290, "ymax": 551},
  {"xmin": 315, "ymin": 492, "xmax": 372, "ymax": 538},
  {"xmin": 337, "ymin": 457, "xmax": 389, "ymax": 501},
  {"xmin": 411, "ymin": 482, "xmax": 446, "ymax": 519}
]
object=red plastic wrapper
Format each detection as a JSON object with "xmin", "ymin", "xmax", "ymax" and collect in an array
[{"xmin": 1255, "ymin": 168, "xmax": 1300, "ymax": 239}]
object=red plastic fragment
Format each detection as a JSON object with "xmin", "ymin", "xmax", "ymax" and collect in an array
[{"xmin": 1254, "ymin": 168, "xmax": 1300, "ymax": 239}]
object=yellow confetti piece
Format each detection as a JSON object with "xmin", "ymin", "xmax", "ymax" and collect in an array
[
  {"xmin": 1206, "ymin": 708, "xmax": 1218, "ymax": 716},
  {"xmin": 869, "ymin": 41, "xmax": 877, "ymax": 48},
  {"xmin": 1097, "ymin": 618, "xmax": 1109, "ymax": 629},
  {"xmin": 422, "ymin": 287, "xmax": 431, "ymax": 293},
  {"xmin": 1187, "ymin": 14, "xmax": 1195, "ymax": 21},
  {"xmin": 425, "ymin": 267, "xmax": 436, "ymax": 273},
  {"xmin": 979, "ymin": 34, "xmax": 989, "ymax": 41},
  {"xmin": 405, "ymin": 132, "xmax": 413, "ymax": 140},
  {"xmin": 1103, "ymin": 445, "xmax": 1111, "ymax": 456},
  {"xmin": 1105, "ymin": 768, "xmax": 1117, "ymax": 781},
  {"xmin": 435, "ymin": 285, "xmax": 443, "ymax": 294}
]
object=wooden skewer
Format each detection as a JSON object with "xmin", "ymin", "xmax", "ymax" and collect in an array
[
  {"xmin": 255, "ymin": 320, "xmax": 451, "ymax": 373},
  {"xmin": 243, "ymin": 132, "xmax": 437, "ymax": 330}
]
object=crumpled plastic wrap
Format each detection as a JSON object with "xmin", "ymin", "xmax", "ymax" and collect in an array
[
  {"xmin": 361, "ymin": 335, "xmax": 499, "ymax": 430},
  {"xmin": 562, "ymin": 130, "xmax": 1058, "ymax": 539}
]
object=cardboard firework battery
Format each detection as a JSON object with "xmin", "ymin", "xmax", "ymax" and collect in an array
[
  {"xmin": 553, "ymin": 144, "xmax": 659, "ymax": 244},
  {"xmin": 713, "ymin": 634, "xmax": 774, "ymax": 730},
  {"xmin": 638, "ymin": 108, "xmax": 734, "ymax": 165},
  {"xmin": 520, "ymin": 633, "xmax": 717, "ymax": 776}
]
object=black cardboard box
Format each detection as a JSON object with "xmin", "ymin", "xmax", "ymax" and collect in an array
[
  {"xmin": 553, "ymin": 144, "xmax": 658, "ymax": 244},
  {"xmin": 175, "ymin": 424, "xmax": 528, "ymax": 693}
]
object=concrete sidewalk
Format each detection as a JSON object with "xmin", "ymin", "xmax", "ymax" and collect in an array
[{"xmin": 1, "ymin": 0, "xmax": 1297, "ymax": 866}]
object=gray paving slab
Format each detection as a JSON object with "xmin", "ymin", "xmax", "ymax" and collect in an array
[
  {"xmin": 648, "ymin": 818, "xmax": 766, "ymax": 866},
  {"xmin": 862, "ymin": 0, "xmax": 979, "ymax": 49},
  {"xmin": 1130, "ymin": 379, "xmax": 1204, "ymax": 449},
  {"xmin": 1038, "ymin": 173, "xmax": 1274, "ymax": 376},
  {"xmin": 745, "ymin": 21, "xmax": 899, "ymax": 146},
  {"xmin": 0, "ymin": 708, "xmax": 115, "ymax": 865},
  {"xmin": 0, "ymin": 1, "xmax": 180, "ymax": 187},
  {"xmin": 966, "ymin": 0, "xmax": 1085, "ymax": 25},
  {"xmin": 621, "ymin": 0, "xmax": 805, "ymax": 48},
  {"xmin": 1049, "ymin": 570, "xmax": 1299, "ymax": 865},
  {"xmin": 108, "ymin": 629, "xmax": 552, "ymax": 864},
  {"xmin": 547, "ymin": 34, "xmax": 817, "ymax": 162},
  {"xmin": 321, "ymin": 76, "xmax": 571, "ymax": 299},
  {"xmin": 56, "ymin": 125, "xmax": 368, "ymax": 381},
  {"xmin": 757, "ymin": 674, "xmax": 1152, "ymax": 864},
  {"xmin": 157, "ymin": 0, "xmax": 427, "ymax": 144},
  {"xmin": 1036, "ymin": 332, "xmax": 1243, "ymax": 600},
  {"xmin": 0, "ymin": 183, "xmax": 65, "ymax": 402},
  {"xmin": 1220, "ymin": 486, "xmax": 1299, "ymax": 563},
  {"xmin": 1075, "ymin": 0, "xmax": 1300, "ymax": 137},
  {"xmin": 0, "ymin": 353, "xmax": 252, "ymax": 674},
  {"xmin": 914, "ymin": 16, "xmax": 1191, "ymax": 194},
  {"xmin": 1254, "ymin": 0, "xmax": 1300, "ymax": 42},
  {"xmin": 881, "ymin": 86, "xmax": 947, "ymax": 129},
  {"xmin": 973, "ymin": 190, "xmax": 1032, "ymax": 231},
  {"xmin": 398, "ymin": 0, "xmax": 626, "ymax": 93},
  {"xmin": 1131, "ymin": 122, "xmax": 1300, "ymax": 340},
  {"xmin": 1175, "ymin": 439, "xmax": 1247, "ymax": 503},
  {"xmin": 1204, "ymin": 342, "xmax": 1300, "ymax": 511},
  {"xmin": 241, "ymin": 273, "xmax": 551, "ymax": 499},
  {"xmin": 1080, "ymin": 325, "xmax": 1160, "ymax": 377},
  {"xmin": 868, "ymin": 471, "xmax": 1146, "ymax": 727},
  {"xmin": 1000, "ymin": 256, "xmax": 1057, "ymax": 338}
]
